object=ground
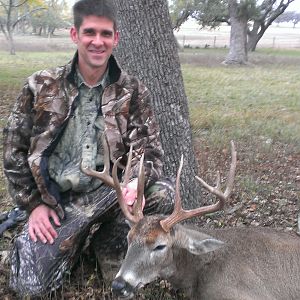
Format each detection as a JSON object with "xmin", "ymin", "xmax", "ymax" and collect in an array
[{"xmin": 1, "ymin": 136, "xmax": 298, "ymax": 300}]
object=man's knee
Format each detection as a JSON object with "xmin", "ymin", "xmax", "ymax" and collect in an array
[{"xmin": 9, "ymin": 226, "xmax": 73, "ymax": 297}]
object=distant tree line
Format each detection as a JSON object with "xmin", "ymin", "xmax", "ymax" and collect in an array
[
  {"xmin": 274, "ymin": 10, "xmax": 300, "ymax": 28},
  {"xmin": 0, "ymin": 0, "xmax": 71, "ymax": 54}
]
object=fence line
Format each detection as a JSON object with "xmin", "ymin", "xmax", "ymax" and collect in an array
[
  {"xmin": 174, "ymin": 24, "xmax": 300, "ymax": 49},
  {"xmin": 175, "ymin": 34, "xmax": 300, "ymax": 49}
]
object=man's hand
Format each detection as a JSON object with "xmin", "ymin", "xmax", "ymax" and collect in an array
[
  {"xmin": 122, "ymin": 178, "xmax": 145, "ymax": 212},
  {"xmin": 28, "ymin": 204, "xmax": 61, "ymax": 244}
]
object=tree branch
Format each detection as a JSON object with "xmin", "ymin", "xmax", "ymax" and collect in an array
[
  {"xmin": 11, "ymin": 0, "xmax": 28, "ymax": 8},
  {"xmin": 0, "ymin": 22, "xmax": 9, "ymax": 40},
  {"xmin": 173, "ymin": 9, "xmax": 192, "ymax": 30},
  {"xmin": 12, "ymin": 7, "xmax": 47, "ymax": 29},
  {"xmin": 0, "ymin": 0, "xmax": 9, "ymax": 14}
]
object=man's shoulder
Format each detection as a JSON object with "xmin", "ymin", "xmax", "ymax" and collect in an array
[{"xmin": 29, "ymin": 63, "xmax": 69, "ymax": 82}]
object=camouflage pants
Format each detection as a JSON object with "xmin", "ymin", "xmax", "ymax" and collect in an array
[{"xmin": 9, "ymin": 179, "xmax": 175, "ymax": 297}]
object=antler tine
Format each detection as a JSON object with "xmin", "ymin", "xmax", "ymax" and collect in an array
[
  {"xmin": 132, "ymin": 153, "xmax": 145, "ymax": 221},
  {"xmin": 223, "ymin": 140, "xmax": 237, "ymax": 198},
  {"xmin": 160, "ymin": 141, "xmax": 237, "ymax": 232},
  {"xmin": 123, "ymin": 145, "xmax": 133, "ymax": 186},
  {"xmin": 160, "ymin": 155, "xmax": 186, "ymax": 232},
  {"xmin": 112, "ymin": 157, "xmax": 138, "ymax": 224},
  {"xmin": 195, "ymin": 140, "xmax": 237, "ymax": 204},
  {"xmin": 174, "ymin": 155, "xmax": 184, "ymax": 212},
  {"xmin": 80, "ymin": 134, "xmax": 114, "ymax": 188}
]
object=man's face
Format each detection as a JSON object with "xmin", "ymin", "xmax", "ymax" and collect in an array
[{"xmin": 70, "ymin": 15, "xmax": 119, "ymax": 73}]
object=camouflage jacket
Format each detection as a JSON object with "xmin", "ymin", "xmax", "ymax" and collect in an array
[{"xmin": 3, "ymin": 53, "xmax": 163, "ymax": 218}]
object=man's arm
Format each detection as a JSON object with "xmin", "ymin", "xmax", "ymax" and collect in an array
[
  {"xmin": 3, "ymin": 80, "xmax": 61, "ymax": 243},
  {"xmin": 125, "ymin": 80, "xmax": 163, "ymax": 189},
  {"xmin": 3, "ymin": 81, "xmax": 42, "ymax": 213}
]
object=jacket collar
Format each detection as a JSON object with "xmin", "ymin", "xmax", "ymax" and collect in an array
[{"xmin": 66, "ymin": 51, "xmax": 122, "ymax": 86}]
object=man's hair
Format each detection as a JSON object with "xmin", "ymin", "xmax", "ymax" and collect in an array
[{"xmin": 73, "ymin": 0, "xmax": 117, "ymax": 31}]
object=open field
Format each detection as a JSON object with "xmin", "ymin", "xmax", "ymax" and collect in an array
[
  {"xmin": 0, "ymin": 22, "xmax": 300, "ymax": 53},
  {"xmin": 175, "ymin": 23, "xmax": 300, "ymax": 49},
  {"xmin": 0, "ymin": 48, "xmax": 299, "ymax": 299}
]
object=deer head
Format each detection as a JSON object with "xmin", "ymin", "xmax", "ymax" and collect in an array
[{"xmin": 111, "ymin": 141, "xmax": 237, "ymax": 299}]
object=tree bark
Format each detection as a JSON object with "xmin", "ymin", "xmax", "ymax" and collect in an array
[
  {"xmin": 113, "ymin": 0, "xmax": 202, "ymax": 208},
  {"xmin": 224, "ymin": 0, "xmax": 248, "ymax": 64},
  {"xmin": 247, "ymin": 20, "xmax": 262, "ymax": 52},
  {"xmin": 247, "ymin": 20, "xmax": 266, "ymax": 52},
  {"xmin": 7, "ymin": 30, "xmax": 16, "ymax": 55}
]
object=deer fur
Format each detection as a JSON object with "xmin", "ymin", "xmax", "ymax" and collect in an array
[{"xmin": 112, "ymin": 215, "xmax": 300, "ymax": 300}]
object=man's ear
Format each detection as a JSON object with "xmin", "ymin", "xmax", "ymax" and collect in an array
[{"xmin": 70, "ymin": 26, "xmax": 78, "ymax": 44}]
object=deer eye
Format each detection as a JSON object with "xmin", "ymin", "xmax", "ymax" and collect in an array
[{"xmin": 153, "ymin": 245, "xmax": 166, "ymax": 251}]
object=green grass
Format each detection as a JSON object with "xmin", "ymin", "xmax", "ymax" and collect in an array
[
  {"xmin": 0, "ymin": 48, "xmax": 299, "ymax": 154},
  {"xmin": 0, "ymin": 48, "xmax": 299, "ymax": 170},
  {"xmin": 180, "ymin": 47, "xmax": 300, "ymax": 57},
  {"xmin": 255, "ymin": 48, "xmax": 300, "ymax": 57},
  {"xmin": 182, "ymin": 63, "xmax": 300, "ymax": 147},
  {"xmin": 0, "ymin": 51, "xmax": 74, "ymax": 86}
]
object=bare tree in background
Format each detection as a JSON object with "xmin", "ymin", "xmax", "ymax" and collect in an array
[
  {"xmin": 0, "ymin": 0, "xmax": 45, "ymax": 54},
  {"xmin": 247, "ymin": 0, "xmax": 296, "ymax": 51},
  {"xmin": 224, "ymin": 0, "xmax": 249, "ymax": 64},
  {"xmin": 170, "ymin": 0, "xmax": 295, "ymax": 64},
  {"xmin": 113, "ymin": 0, "xmax": 202, "ymax": 208}
]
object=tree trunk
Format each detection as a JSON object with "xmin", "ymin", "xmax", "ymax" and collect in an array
[
  {"xmin": 113, "ymin": 0, "xmax": 202, "ymax": 208},
  {"xmin": 247, "ymin": 20, "xmax": 263, "ymax": 52},
  {"xmin": 224, "ymin": 0, "xmax": 248, "ymax": 64},
  {"xmin": 247, "ymin": 26, "xmax": 265, "ymax": 52},
  {"xmin": 8, "ymin": 31, "xmax": 16, "ymax": 55},
  {"xmin": 0, "ymin": 23, "xmax": 9, "ymax": 40},
  {"xmin": 247, "ymin": 35, "xmax": 259, "ymax": 52}
]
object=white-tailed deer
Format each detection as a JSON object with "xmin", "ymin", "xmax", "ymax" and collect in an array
[{"xmin": 83, "ymin": 141, "xmax": 300, "ymax": 300}]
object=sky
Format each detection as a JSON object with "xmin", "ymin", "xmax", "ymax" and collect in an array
[
  {"xmin": 66, "ymin": 0, "xmax": 300, "ymax": 13},
  {"xmin": 287, "ymin": 0, "xmax": 300, "ymax": 12}
]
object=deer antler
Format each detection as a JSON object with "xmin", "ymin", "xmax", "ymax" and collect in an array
[
  {"xmin": 112, "ymin": 153, "xmax": 145, "ymax": 223},
  {"xmin": 160, "ymin": 141, "xmax": 237, "ymax": 232},
  {"xmin": 81, "ymin": 135, "xmax": 145, "ymax": 224},
  {"xmin": 80, "ymin": 134, "xmax": 114, "ymax": 188}
]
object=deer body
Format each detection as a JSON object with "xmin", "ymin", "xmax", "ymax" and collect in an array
[
  {"xmin": 113, "ymin": 217, "xmax": 300, "ymax": 300},
  {"xmin": 81, "ymin": 140, "xmax": 300, "ymax": 299},
  {"xmin": 169, "ymin": 225, "xmax": 300, "ymax": 300}
]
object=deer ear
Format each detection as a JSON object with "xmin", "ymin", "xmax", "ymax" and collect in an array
[
  {"xmin": 187, "ymin": 237, "xmax": 224, "ymax": 255},
  {"xmin": 175, "ymin": 225, "xmax": 225, "ymax": 255}
]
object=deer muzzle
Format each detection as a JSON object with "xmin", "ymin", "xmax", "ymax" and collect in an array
[{"xmin": 111, "ymin": 276, "xmax": 136, "ymax": 299}]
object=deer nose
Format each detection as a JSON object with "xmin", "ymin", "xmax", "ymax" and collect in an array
[
  {"xmin": 112, "ymin": 276, "xmax": 135, "ymax": 298},
  {"xmin": 112, "ymin": 276, "xmax": 126, "ymax": 291}
]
